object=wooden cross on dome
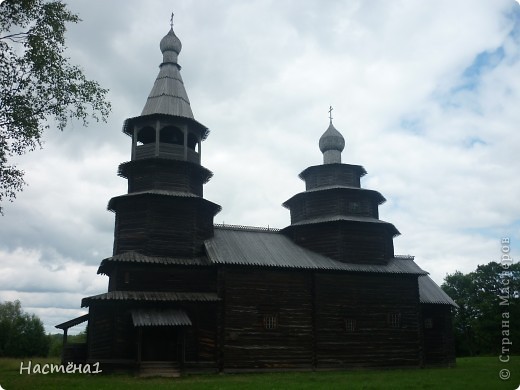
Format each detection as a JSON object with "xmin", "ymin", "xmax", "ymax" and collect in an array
[
  {"xmin": 329, "ymin": 105, "xmax": 333, "ymax": 122},
  {"xmin": 170, "ymin": 12, "xmax": 174, "ymax": 28}
]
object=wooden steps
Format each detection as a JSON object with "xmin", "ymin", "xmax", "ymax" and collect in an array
[{"xmin": 138, "ymin": 361, "xmax": 180, "ymax": 378}]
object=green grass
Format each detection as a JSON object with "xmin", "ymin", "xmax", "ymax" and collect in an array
[{"xmin": 0, "ymin": 357, "xmax": 519, "ymax": 390}]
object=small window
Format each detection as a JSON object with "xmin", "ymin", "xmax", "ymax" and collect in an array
[
  {"xmin": 137, "ymin": 126, "xmax": 155, "ymax": 145},
  {"xmin": 424, "ymin": 318, "xmax": 433, "ymax": 329},
  {"xmin": 388, "ymin": 312, "xmax": 401, "ymax": 328},
  {"xmin": 124, "ymin": 271, "xmax": 130, "ymax": 284},
  {"xmin": 263, "ymin": 314, "xmax": 278, "ymax": 330},
  {"xmin": 160, "ymin": 126, "xmax": 183, "ymax": 145},
  {"xmin": 345, "ymin": 318, "xmax": 356, "ymax": 332}
]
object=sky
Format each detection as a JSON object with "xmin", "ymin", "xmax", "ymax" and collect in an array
[{"xmin": 1, "ymin": 0, "xmax": 520, "ymax": 335}]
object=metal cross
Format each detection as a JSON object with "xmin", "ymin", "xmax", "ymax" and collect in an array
[
  {"xmin": 328, "ymin": 105, "xmax": 333, "ymax": 122},
  {"xmin": 170, "ymin": 12, "xmax": 174, "ymax": 28}
]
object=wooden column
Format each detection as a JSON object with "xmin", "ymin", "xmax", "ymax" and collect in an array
[
  {"xmin": 311, "ymin": 271, "xmax": 317, "ymax": 370},
  {"xmin": 217, "ymin": 267, "xmax": 225, "ymax": 372},
  {"xmin": 137, "ymin": 328, "xmax": 142, "ymax": 365},
  {"xmin": 155, "ymin": 120, "xmax": 160, "ymax": 157},
  {"xmin": 183, "ymin": 125, "xmax": 188, "ymax": 161}
]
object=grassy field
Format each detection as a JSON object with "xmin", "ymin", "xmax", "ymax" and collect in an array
[{"xmin": 0, "ymin": 356, "xmax": 518, "ymax": 390}]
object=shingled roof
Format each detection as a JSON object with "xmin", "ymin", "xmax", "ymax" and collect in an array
[
  {"xmin": 419, "ymin": 275, "xmax": 458, "ymax": 307},
  {"xmin": 131, "ymin": 308, "xmax": 192, "ymax": 327},
  {"xmin": 141, "ymin": 27, "xmax": 193, "ymax": 118},
  {"xmin": 97, "ymin": 251, "xmax": 211, "ymax": 275},
  {"xmin": 81, "ymin": 291, "xmax": 219, "ymax": 308}
]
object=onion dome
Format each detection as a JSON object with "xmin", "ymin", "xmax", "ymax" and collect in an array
[
  {"xmin": 160, "ymin": 27, "xmax": 182, "ymax": 64},
  {"xmin": 141, "ymin": 22, "xmax": 194, "ymax": 118},
  {"xmin": 160, "ymin": 27, "xmax": 182, "ymax": 55},
  {"xmin": 319, "ymin": 120, "xmax": 345, "ymax": 164}
]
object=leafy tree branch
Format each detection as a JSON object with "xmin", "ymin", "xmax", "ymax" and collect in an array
[{"xmin": 0, "ymin": 0, "xmax": 111, "ymax": 214}]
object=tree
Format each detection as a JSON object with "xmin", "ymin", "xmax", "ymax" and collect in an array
[
  {"xmin": 0, "ymin": 0, "xmax": 111, "ymax": 213},
  {"xmin": 442, "ymin": 261, "xmax": 520, "ymax": 356},
  {"xmin": 0, "ymin": 300, "xmax": 49, "ymax": 357}
]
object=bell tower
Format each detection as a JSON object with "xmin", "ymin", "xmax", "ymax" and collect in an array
[
  {"xmin": 109, "ymin": 22, "xmax": 221, "ymax": 258},
  {"xmin": 282, "ymin": 110, "xmax": 399, "ymax": 265}
]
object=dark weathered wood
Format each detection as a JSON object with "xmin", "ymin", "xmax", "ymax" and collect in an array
[
  {"xmin": 112, "ymin": 195, "xmax": 218, "ymax": 257},
  {"xmin": 78, "ymin": 51, "xmax": 456, "ymax": 374},
  {"xmin": 314, "ymin": 273, "xmax": 421, "ymax": 368},
  {"xmin": 300, "ymin": 164, "xmax": 366, "ymax": 190},
  {"xmin": 287, "ymin": 189, "xmax": 381, "ymax": 223},
  {"xmin": 420, "ymin": 304, "xmax": 456, "ymax": 366},
  {"xmin": 88, "ymin": 305, "xmax": 114, "ymax": 359},
  {"xmin": 87, "ymin": 301, "xmax": 218, "ymax": 365},
  {"xmin": 119, "ymin": 159, "xmax": 212, "ymax": 196},
  {"xmin": 221, "ymin": 267, "xmax": 314, "ymax": 370},
  {"xmin": 284, "ymin": 221, "xmax": 395, "ymax": 265},
  {"xmin": 110, "ymin": 264, "xmax": 216, "ymax": 293}
]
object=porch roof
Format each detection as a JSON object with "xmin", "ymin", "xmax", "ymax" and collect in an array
[
  {"xmin": 131, "ymin": 308, "xmax": 191, "ymax": 327},
  {"xmin": 55, "ymin": 314, "xmax": 89, "ymax": 330}
]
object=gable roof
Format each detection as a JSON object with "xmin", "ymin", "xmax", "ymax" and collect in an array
[
  {"xmin": 205, "ymin": 225, "xmax": 426, "ymax": 275},
  {"xmin": 419, "ymin": 275, "xmax": 458, "ymax": 307}
]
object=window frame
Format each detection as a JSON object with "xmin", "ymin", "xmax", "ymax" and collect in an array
[
  {"xmin": 388, "ymin": 312, "xmax": 402, "ymax": 328},
  {"xmin": 263, "ymin": 313, "xmax": 278, "ymax": 330}
]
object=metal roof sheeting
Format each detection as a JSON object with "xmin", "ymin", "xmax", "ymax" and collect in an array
[
  {"xmin": 81, "ymin": 291, "xmax": 219, "ymax": 307},
  {"xmin": 205, "ymin": 227, "xmax": 426, "ymax": 275},
  {"xmin": 131, "ymin": 309, "xmax": 191, "ymax": 327},
  {"xmin": 419, "ymin": 275, "xmax": 458, "ymax": 307}
]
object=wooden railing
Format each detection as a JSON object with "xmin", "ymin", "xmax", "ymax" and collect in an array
[{"xmin": 135, "ymin": 143, "xmax": 200, "ymax": 163}]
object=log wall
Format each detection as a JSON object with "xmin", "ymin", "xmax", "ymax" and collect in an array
[
  {"xmin": 183, "ymin": 303, "xmax": 218, "ymax": 366},
  {"xmin": 120, "ymin": 159, "xmax": 210, "ymax": 196},
  {"xmin": 314, "ymin": 273, "xmax": 421, "ymax": 368},
  {"xmin": 289, "ymin": 190, "xmax": 378, "ymax": 223},
  {"xmin": 421, "ymin": 304, "xmax": 456, "ymax": 366},
  {"xmin": 113, "ymin": 196, "xmax": 215, "ymax": 257},
  {"xmin": 221, "ymin": 267, "xmax": 314, "ymax": 370},
  {"xmin": 111, "ymin": 265, "xmax": 216, "ymax": 292},
  {"xmin": 302, "ymin": 165, "xmax": 363, "ymax": 189},
  {"xmin": 88, "ymin": 305, "xmax": 115, "ymax": 360},
  {"xmin": 286, "ymin": 221, "xmax": 394, "ymax": 264}
]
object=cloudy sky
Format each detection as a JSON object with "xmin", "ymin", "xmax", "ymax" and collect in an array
[{"xmin": 1, "ymin": 0, "xmax": 520, "ymax": 334}]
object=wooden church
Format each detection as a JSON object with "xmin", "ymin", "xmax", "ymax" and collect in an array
[{"xmin": 57, "ymin": 22, "xmax": 457, "ymax": 375}]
